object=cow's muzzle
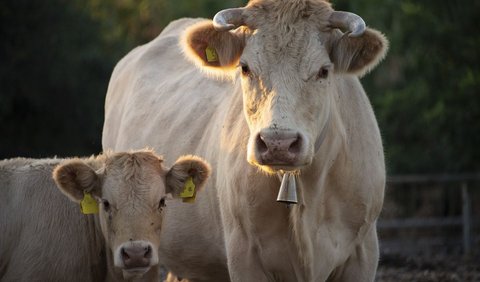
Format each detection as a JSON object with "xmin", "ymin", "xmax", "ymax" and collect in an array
[{"xmin": 254, "ymin": 129, "xmax": 306, "ymax": 167}]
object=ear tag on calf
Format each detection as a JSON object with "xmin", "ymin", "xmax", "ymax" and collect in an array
[
  {"xmin": 180, "ymin": 177, "xmax": 196, "ymax": 203},
  {"xmin": 205, "ymin": 46, "xmax": 219, "ymax": 63},
  {"xmin": 182, "ymin": 193, "xmax": 196, "ymax": 203},
  {"xmin": 80, "ymin": 192, "xmax": 99, "ymax": 214}
]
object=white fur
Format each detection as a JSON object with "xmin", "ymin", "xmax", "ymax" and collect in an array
[{"xmin": 103, "ymin": 2, "xmax": 387, "ymax": 280}]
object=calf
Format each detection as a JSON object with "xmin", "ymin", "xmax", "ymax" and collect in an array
[{"xmin": 0, "ymin": 150, "xmax": 210, "ymax": 281}]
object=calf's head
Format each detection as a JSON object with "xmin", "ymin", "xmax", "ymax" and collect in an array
[
  {"xmin": 182, "ymin": 0, "xmax": 388, "ymax": 173},
  {"xmin": 53, "ymin": 151, "xmax": 210, "ymax": 279}
]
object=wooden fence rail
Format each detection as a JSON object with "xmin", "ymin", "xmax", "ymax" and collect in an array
[{"xmin": 380, "ymin": 174, "xmax": 480, "ymax": 256}]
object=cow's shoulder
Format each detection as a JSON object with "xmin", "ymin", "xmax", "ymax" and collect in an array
[
  {"xmin": 0, "ymin": 157, "xmax": 35, "ymax": 170},
  {"xmin": 116, "ymin": 18, "xmax": 204, "ymax": 71},
  {"xmin": 0, "ymin": 157, "xmax": 62, "ymax": 174},
  {"xmin": 160, "ymin": 18, "xmax": 205, "ymax": 38},
  {"xmin": 108, "ymin": 19, "xmax": 203, "ymax": 88},
  {"xmin": 0, "ymin": 156, "xmax": 99, "ymax": 281},
  {"xmin": 0, "ymin": 158, "xmax": 64, "ymax": 202},
  {"xmin": 135, "ymin": 18, "xmax": 206, "ymax": 70}
]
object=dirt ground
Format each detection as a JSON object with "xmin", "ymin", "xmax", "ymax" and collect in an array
[
  {"xmin": 160, "ymin": 252, "xmax": 480, "ymax": 281},
  {"xmin": 376, "ymin": 253, "xmax": 480, "ymax": 282}
]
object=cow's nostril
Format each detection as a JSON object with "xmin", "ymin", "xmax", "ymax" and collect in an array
[
  {"xmin": 144, "ymin": 246, "xmax": 152, "ymax": 258},
  {"xmin": 256, "ymin": 134, "xmax": 268, "ymax": 154},
  {"xmin": 121, "ymin": 248, "xmax": 130, "ymax": 260},
  {"xmin": 288, "ymin": 135, "xmax": 302, "ymax": 154}
]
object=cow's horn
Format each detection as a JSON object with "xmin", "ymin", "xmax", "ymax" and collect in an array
[
  {"xmin": 328, "ymin": 11, "xmax": 366, "ymax": 37},
  {"xmin": 213, "ymin": 8, "xmax": 245, "ymax": 31}
]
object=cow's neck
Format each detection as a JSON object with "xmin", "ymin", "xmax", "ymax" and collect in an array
[
  {"xmin": 221, "ymin": 80, "xmax": 347, "ymax": 280},
  {"xmin": 288, "ymin": 90, "xmax": 347, "ymax": 279}
]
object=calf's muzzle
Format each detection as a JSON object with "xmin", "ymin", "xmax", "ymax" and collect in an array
[{"xmin": 120, "ymin": 243, "xmax": 153, "ymax": 269}]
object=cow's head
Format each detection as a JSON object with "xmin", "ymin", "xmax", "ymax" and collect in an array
[
  {"xmin": 53, "ymin": 150, "xmax": 210, "ymax": 279},
  {"xmin": 182, "ymin": 0, "xmax": 387, "ymax": 173}
]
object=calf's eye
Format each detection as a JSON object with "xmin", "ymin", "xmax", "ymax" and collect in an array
[
  {"xmin": 158, "ymin": 198, "xmax": 166, "ymax": 210},
  {"xmin": 102, "ymin": 199, "xmax": 110, "ymax": 211}
]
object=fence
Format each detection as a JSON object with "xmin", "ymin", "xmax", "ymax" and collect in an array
[{"xmin": 378, "ymin": 173, "xmax": 480, "ymax": 256}]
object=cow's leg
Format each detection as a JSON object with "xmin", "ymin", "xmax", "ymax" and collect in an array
[
  {"xmin": 330, "ymin": 227, "xmax": 379, "ymax": 282},
  {"xmin": 225, "ymin": 230, "xmax": 270, "ymax": 282}
]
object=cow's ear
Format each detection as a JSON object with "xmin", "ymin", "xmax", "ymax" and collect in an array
[
  {"xmin": 53, "ymin": 160, "xmax": 101, "ymax": 203},
  {"xmin": 166, "ymin": 155, "xmax": 211, "ymax": 198},
  {"xmin": 182, "ymin": 20, "xmax": 246, "ymax": 70},
  {"xmin": 328, "ymin": 28, "xmax": 388, "ymax": 77}
]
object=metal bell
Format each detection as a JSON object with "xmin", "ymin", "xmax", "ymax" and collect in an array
[{"xmin": 276, "ymin": 173, "xmax": 298, "ymax": 204}]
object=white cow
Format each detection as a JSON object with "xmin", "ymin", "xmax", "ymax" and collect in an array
[
  {"xmin": 0, "ymin": 150, "xmax": 210, "ymax": 281},
  {"xmin": 103, "ymin": 0, "xmax": 388, "ymax": 281}
]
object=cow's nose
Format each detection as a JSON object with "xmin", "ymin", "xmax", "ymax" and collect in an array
[
  {"xmin": 255, "ymin": 130, "xmax": 303, "ymax": 165},
  {"xmin": 121, "ymin": 244, "xmax": 152, "ymax": 269}
]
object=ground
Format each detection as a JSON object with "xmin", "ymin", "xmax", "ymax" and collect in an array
[{"xmin": 376, "ymin": 253, "xmax": 480, "ymax": 282}]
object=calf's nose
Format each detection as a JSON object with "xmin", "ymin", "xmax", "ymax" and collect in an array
[{"xmin": 121, "ymin": 244, "xmax": 152, "ymax": 269}]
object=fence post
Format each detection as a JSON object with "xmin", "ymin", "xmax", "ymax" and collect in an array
[{"xmin": 462, "ymin": 182, "xmax": 472, "ymax": 256}]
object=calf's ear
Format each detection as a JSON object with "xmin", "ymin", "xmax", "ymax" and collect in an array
[
  {"xmin": 166, "ymin": 155, "xmax": 211, "ymax": 198},
  {"xmin": 53, "ymin": 160, "xmax": 101, "ymax": 203},
  {"xmin": 328, "ymin": 28, "xmax": 388, "ymax": 77},
  {"xmin": 182, "ymin": 20, "xmax": 246, "ymax": 70}
]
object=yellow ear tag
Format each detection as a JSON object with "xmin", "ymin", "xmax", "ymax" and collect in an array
[
  {"xmin": 180, "ymin": 177, "xmax": 196, "ymax": 203},
  {"xmin": 205, "ymin": 46, "xmax": 218, "ymax": 63},
  {"xmin": 182, "ymin": 193, "xmax": 196, "ymax": 203},
  {"xmin": 80, "ymin": 192, "xmax": 99, "ymax": 214}
]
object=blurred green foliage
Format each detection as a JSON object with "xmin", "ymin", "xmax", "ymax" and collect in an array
[
  {"xmin": 335, "ymin": 0, "xmax": 480, "ymax": 173},
  {"xmin": 0, "ymin": 0, "xmax": 478, "ymax": 174},
  {"xmin": 0, "ymin": 0, "xmax": 111, "ymax": 158},
  {"xmin": 0, "ymin": 0, "xmax": 245, "ymax": 158}
]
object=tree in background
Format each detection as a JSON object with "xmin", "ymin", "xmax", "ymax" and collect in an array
[
  {"xmin": 0, "ymin": 0, "xmax": 112, "ymax": 158},
  {"xmin": 334, "ymin": 0, "xmax": 480, "ymax": 174},
  {"xmin": 0, "ymin": 0, "xmax": 245, "ymax": 158},
  {"xmin": 82, "ymin": 0, "xmax": 246, "ymax": 49}
]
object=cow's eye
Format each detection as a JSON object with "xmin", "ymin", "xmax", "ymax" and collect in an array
[
  {"xmin": 240, "ymin": 64, "xmax": 250, "ymax": 76},
  {"xmin": 158, "ymin": 198, "xmax": 166, "ymax": 211},
  {"xmin": 102, "ymin": 199, "xmax": 110, "ymax": 211},
  {"xmin": 317, "ymin": 65, "xmax": 332, "ymax": 79},
  {"xmin": 317, "ymin": 66, "xmax": 329, "ymax": 79}
]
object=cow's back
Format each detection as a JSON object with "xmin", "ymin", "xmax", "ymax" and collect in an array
[
  {"xmin": 102, "ymin": 18, "xmax": 234, "ymax": 164},
  {"xmin": 0, "ymin": 159, "xmax": 105, "ymax": 281}
]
